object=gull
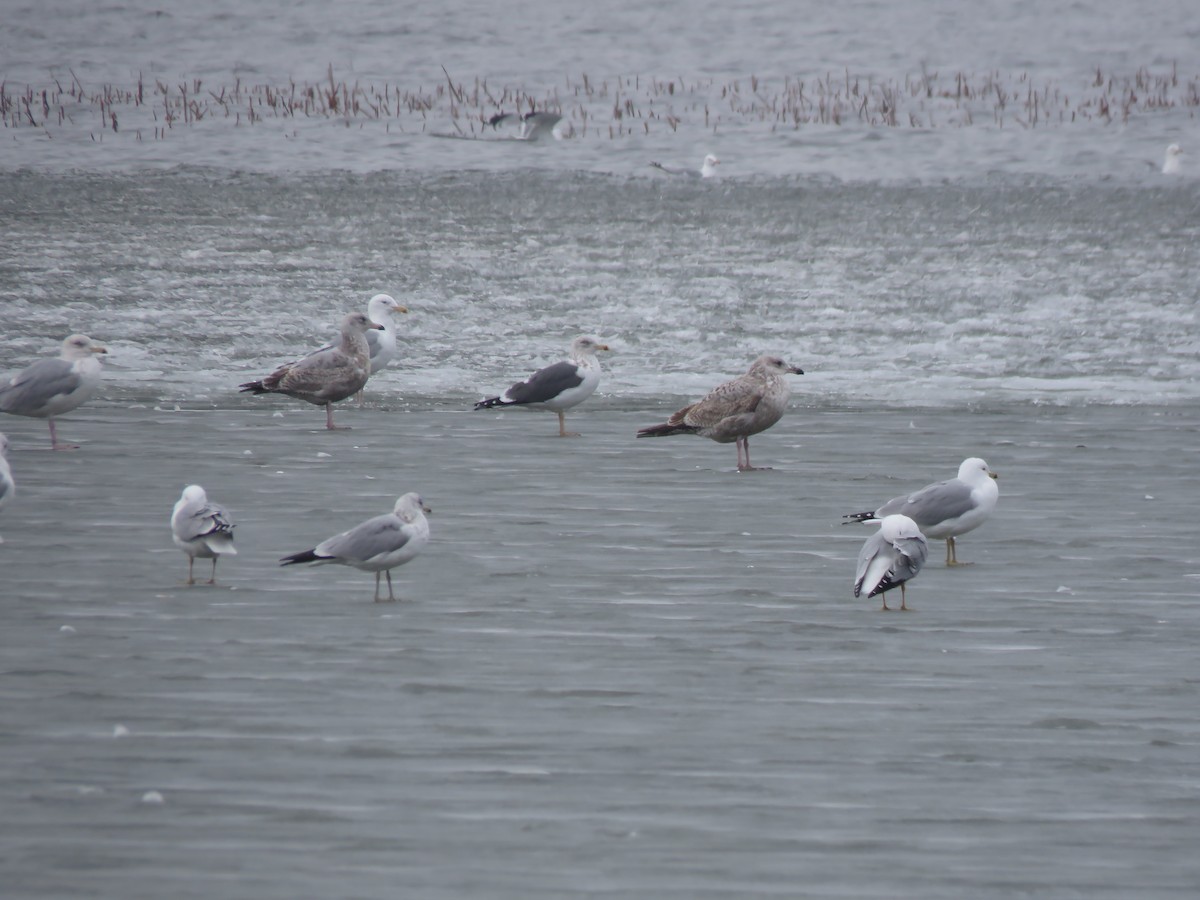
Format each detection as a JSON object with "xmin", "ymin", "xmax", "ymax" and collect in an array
[
  {"xmin": 280, "ymin": 492, "xmax": 432, "ymax": 602},
  {"xmin": 307, "ymin": 294, "xmax": 408, "ymax": 402},
  {"xmin": 853, "ymin": 514, "xmax": 928, "ymax": 611},
  {"xmin": 1162, "ymin": 143, "xmax": 1184, "ymax": 175},
  {"xmin": 239, "ymin": 312, "xmax": 383, "ymax": 430},
  {"xmin": 636, "ymin": 355, "xmax": 804, "ymax": 470},
  {"xmin": 0, "ymin": 334, "xmax": 108, "ymax": 450},
  {"xmin": 475, "ymin": 336, "xmax": 611, "ymax": 437},
  {"xmin": 843, "ymin": 457, "xmax": 999, "ymax": 566},
  {"xmin": 171, "ymin": 484, "xmax": 237, "ymax": 585},
  {"xmin": 0, "ymin": 433, "xmax": 13, "ymax": 542},
  {"xmin": 650, "ymin": 154, "xmax": 721, "ymax": 178},
  {"xmin": 486, "ymin": 111, "xmax": 564, "ymax": 141}
]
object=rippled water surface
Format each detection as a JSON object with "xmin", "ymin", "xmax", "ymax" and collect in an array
[{"xmin": 3, "ymin": 1, "xmax": 1200, "ymax": 897}]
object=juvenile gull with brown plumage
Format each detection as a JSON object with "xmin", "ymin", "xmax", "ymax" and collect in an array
[
  {"xmin": 239, "ymin": 312, "xmax": 383, "ymax": 430},
  {"xmin": 636, "ymin": 354, "xmax": 804, "ymax": 470},
  {"xmin": 475, "ymin": 335, "xmax": 610, "ymax": 437}
]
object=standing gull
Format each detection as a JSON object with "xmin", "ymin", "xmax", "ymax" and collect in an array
[
  {"xmin": 239, "ymin": 312, "xmax": 383, "ymax": 430},
  {"xmin": 636, "ymin": 355, "xmax": 804, "ymax": 470},
  {"xmin": 0, "ymin": 433, "xmax": 13, "ymax": 543},
  {"xmin": 280, "ymin": 492, "xmax": 432, "ymax": 602},
  {"xmin": 475, "ymin": 336, "xmax": 610, "ymax": 437},
  {"xmin": 307, "ymin": 294, "xmax": 408, "ymax": 402},
  {"xmin": 1162, "ymin": 143, "xmax": 1184, "ymax": 175},
  {"xmin": 843, "ymin": 457, "xmax": 999, "ymax": 566},
  {"xmin": 650, "ymin": 154, "xmax": 720, "ymax": 178},
  {"xmin": 0, "ymin": 334, "xmax": 108, "ymax": 450},
  {"xmin": 171, "ymin": 484, "xmax": 237, "ymax": 585},
  {"xmin": 853, "ymin": 514, "xmax": 928, "ymax": 611}
]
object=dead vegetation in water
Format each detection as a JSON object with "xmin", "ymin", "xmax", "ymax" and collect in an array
[{"xmin": 1, "ymin": 63, "xmax": 1195, "ymax": 142}]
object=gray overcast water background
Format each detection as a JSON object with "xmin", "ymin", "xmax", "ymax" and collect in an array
[{"xmin": 2, "ymin": 1, "xmax": 1199, "ymax": 897}]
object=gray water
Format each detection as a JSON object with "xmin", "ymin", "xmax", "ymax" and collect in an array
[{"xmin": 3, "ymin": 1, "xmax": 1200, "ymax": 897}]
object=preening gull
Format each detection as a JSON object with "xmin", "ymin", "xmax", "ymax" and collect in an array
[
  {"xmin": 636, "ymin": 355, "xmax": 804, "ymax": 470},
  {"xmin": 0, "ymin": 433, "xmax": 13, "ymax": 543},
  {"xmin": 280, "ymin": 492, "xmax": 432, "ymax": 602},
  {"xmin": 1162, "ymin": 143, "xmax": 1184, "ymax": 175},
  {"xmin": 171, "ymin": 484, "xmax": 237, "ymax": 585},
  {"xmin": 853, "ymin": 514, "xmax": 928, "ymax": 611},
  {"xmin": 843, "ymin": 457, "xmax": 999, "ymax": 566},
  {"xmin": 475, "ymin": 336, "xmax": 611, "ymax": 437},
  {"xmin": 0, "ymin": 334, "xmax": 108, "ymax": 450},
  {"xmin": 650, "ymin": 154, "xmax": 720, "ymax": 178},
  {"xmin": 486, "ymin": 111, "xmax": 564, "ymax": 141},
  {"xmin": 239, "ymin": 312, "xmax": 383, "ymax": 430}
]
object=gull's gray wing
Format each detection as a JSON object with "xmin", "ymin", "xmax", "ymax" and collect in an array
[
  {"xmin": 175, "ymin": 500, "xmax": 235, "ymax": 543},
  {"xmin": 878, "ymin": 478, "xmax": 974, "ymax": 525},
  {"xmin": 316, "ymin": 514, "xmax": 411, "ymax": 563},
  {"xmin": 503, "ymin": 360, "xmax": 583, "ymax": 405},
  {"xmin": 0, "ymin": 358, "xmax": 81, "ymax": 414}
]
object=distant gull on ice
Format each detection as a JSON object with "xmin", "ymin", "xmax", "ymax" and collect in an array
[
  {"xmin": 650, "ymin": 154, "xmax": 720, "ymax": 178},
  {"xmin": 843, "ymin": 457, "xmax": 999, "ymax": 566},
  {"xmin": 636, "ymin": 355, "xmax": 804, "ymax": 470},
  {"xmin": 239, "ymin": 312, "xmax": 383, "ymax": 430},
  {"xmin": 1162, "ymin": 143, "xmax": 1184, "ymax": 174},
  {"xmin": 280, "ymin": 492, "xmax": 432, "ymax": 602},
  {"xmin": 853, "ymin": 514, "xmax": 928, "ymax": 611},
  {"xmin": 475, "ymin": 335, "xmax": 610, "ymax": 437},
  {"xmin": 0, "ymin": 334, "xmax": 108, "ymax": 450},
  {"xmin": 486, "ymin": 111, "xmax": 565, "ymax": 141},
  {"xmin": 171, "ymin": 484, "xmax": 237, "ymax": 585},
  {"xmin": 0, "ymin": 433, "xmax": 13, "ymax": 543}
]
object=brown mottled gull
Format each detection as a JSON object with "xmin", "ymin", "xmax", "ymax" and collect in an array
[
  {"xmin": 239, "ymin": 312, "xmax": 383, "ymax": 430},
  {"xmin": 0, "ymin": 334, "xmax": 108, "ymax": 450},
  {"xmin": 636, "ymin": 354, "xmax": 804, "ymax": 470}
]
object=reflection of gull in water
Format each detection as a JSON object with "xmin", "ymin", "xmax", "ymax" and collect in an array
[
  {"xmin": 843, "ymin": 457, "xmax": 999, "ymax": 567},
  {"xmin": 475, "ymin": 336, "xmax": 610, "ymax": 437},
  {"xmin": 171, "ymin": 484, "xmax": 237, "ymax": 585},
  {"xmin": 650, "ymin": 154, "xmax": 720, "ymax": 178},
  {"xmin": 280, "ymin": 492, "xmax": 432, "ymax": 602},
  {"xmin": 486, "ymin": 111, "xmax": 564, "ymax": 141},
  {"xmin": 0, "ymin": 334, "xmax": 108, "ymax": 450},
  {"xmin": 1162, "ymin": 143, "xmax": 1184, "ymax": 174},
  {"xmin": 853, "ymin": 514, "xmax": 928, "ymax": 611}
]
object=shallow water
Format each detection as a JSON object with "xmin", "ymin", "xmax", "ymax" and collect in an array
[
  {"xmin": 2, "ymin": 401, "xmax": 1199, "ymax": 898},
  {"xmin": 3, "ymin": 0, "xmax": 1200, "ymax": 896}
]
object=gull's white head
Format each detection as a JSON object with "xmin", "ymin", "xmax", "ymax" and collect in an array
[
  {"xmin": 395, "ymin": 492, "xmax": 432, "ymax": 520},
  {"xmin": 958, "ymin": 457, "xmax": 999, "ymax": 483},
  {"xmin": 1162, "ymin": 143, "xmax": 1183, "ymax": 175},
  {"xmin": 180, "ymin": 484, "xmax": 207, "ymax": 505},
  {"xmin": 60, "ymin": 334, "xmax": 107, "ymax": 360},
  {"xmin": 570, "ymin": 335, "xmax": 611, "ymax": 357},
  {"xmin": 701, "ymin": 154, "xmax": 720, "ymax": 177},
  {"xmin": 367, "ymin": 293, "xmax": 408, "ymax": 320},
  {"xmin": 879, "ymin": 514, "xmax": 926, "ymax": 543}
]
